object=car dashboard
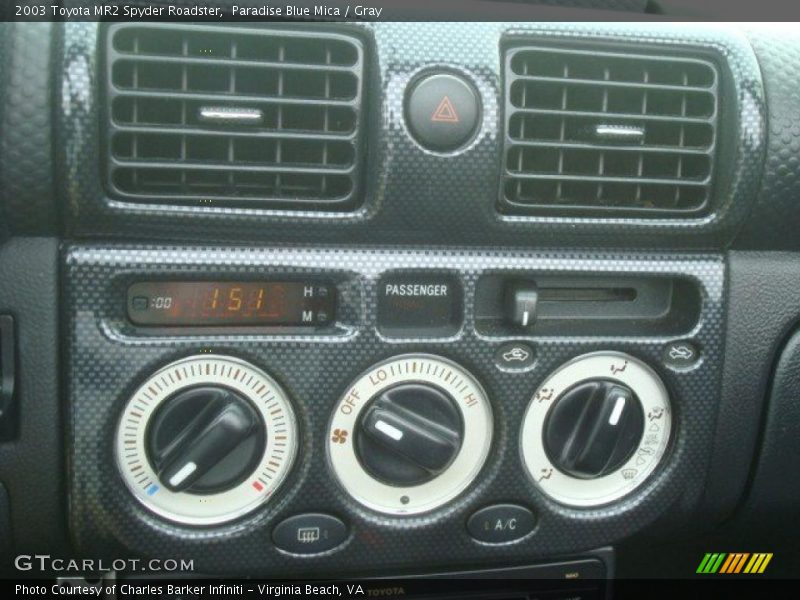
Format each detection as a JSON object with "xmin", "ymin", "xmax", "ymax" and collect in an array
[{"xmin": 1, "ymin": 15, "xmax": 800, "ymax": 591}]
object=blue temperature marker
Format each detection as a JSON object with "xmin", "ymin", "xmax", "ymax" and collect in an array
[{"xmin": 146, "ymin": 484, "xmax": 160, "ymax": 496}]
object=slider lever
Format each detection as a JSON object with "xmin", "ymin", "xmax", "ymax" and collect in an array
[{"xmin": 505, "ymin": 282, "xmax": 538, "ymax": 329}]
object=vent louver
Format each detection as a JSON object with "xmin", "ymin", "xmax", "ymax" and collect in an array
[
  {"xmin": 502, "ymin": 43, "xmax": 719, "ymax": 217},
  {"xmin": 105, "ymin": 24, "xmax": 364, "ymax": 211}
]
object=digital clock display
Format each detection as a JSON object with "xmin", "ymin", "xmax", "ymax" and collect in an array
[{"xmin": 127, "ymin": 281, "xmax": 335, "ymax": 327}]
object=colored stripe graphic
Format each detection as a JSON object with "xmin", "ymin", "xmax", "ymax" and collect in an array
[
  {"xmin": 722, "ymin": 553, "xmax": 734, "ymax": 573},
  {"xmin": 719, "ymin": 554, "xmax": 736, "ymax": 573},
  {"xmin": 696, "ymin": 553, "xmax": 712, "ymax": 573},
  {"xmin": 697, "ymin": 553, "xmax": 726, "ymax": 573},
  {"xmin": 710, "ymin": 553, "xmax": 726, "ymax": 573},
  {"xmin": 719, "ymin": 553, "xmax": 749, "ymax": 573},
  {"xmin": 744, "ymin": 553, "xmax": 773, "ymax": 574},
  {"xmin": 698, "ymin": 552, "xmax": 773, "ymax": 574},
  {"xmin": 734, "ymin": 553, "xmax": 751, "ymax": 573}
]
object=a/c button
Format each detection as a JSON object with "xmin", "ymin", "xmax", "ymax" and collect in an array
[
  {"xmin": 467, "ymin": 503, "xmax": 536, "ymax": 544},
  {"xmin": 405, "ymin": 73, "xmax": 480, "ymax": 152}
]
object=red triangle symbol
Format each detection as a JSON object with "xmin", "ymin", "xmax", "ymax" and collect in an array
[{"xmin": 431, "ymin": 96, "xmax": 460, "ymax": 123}]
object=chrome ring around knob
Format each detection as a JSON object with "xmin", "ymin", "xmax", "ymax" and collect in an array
[
  {"xmin": 521, "ymin": 351, "xmax": 671, "ymax": 507},
  {"xmin": 328, "ymin": 354, "xmax": 493, "ymax": 516},
  {"xmin": 115, "ymin": 354, "xmax": 298, "ymax": 526}
]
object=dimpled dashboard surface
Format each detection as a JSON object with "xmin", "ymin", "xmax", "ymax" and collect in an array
[{"xmin": 32, "ymin": 19, "xmax": 798, "ymax": 579}]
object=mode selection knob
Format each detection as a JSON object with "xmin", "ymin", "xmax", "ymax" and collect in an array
[
  {"xmin": 116, "ymin": 355, "xmax": 298, "ymax": 525},
  {"xmin": 521, "ymin": 352, "xmax": 671, "ymax": 507},
  {"xmin": 543, "ymin": 381, "xmax": 644, "ymax": 479},
  {"xmin": 356, "ymin": 383, "xmax": 463, "ymax": 486}
]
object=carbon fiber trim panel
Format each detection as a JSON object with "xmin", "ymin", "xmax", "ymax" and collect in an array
[
  {"xmin": 57, "ymin": 23, "xmax": 764, "ymax": 248},
  {"xmin": 734, "ymin": 28, "xmax": 800, "ymax": 250},
  {"xmin": 66, "ymin": 244, "xmax": 724, "ymax": 576},
  {"xmin": 1, "ymin": 23, "xmax": 57, "ymax": 234}
]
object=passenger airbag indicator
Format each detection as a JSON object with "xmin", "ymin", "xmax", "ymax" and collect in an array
[{"xmin": 377, "ymin": 273, "xmax": 462, "ymax": 338}]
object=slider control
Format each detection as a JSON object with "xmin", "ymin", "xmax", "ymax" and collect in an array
[{"xmin": 505, "ymin": 281, "xmax": 538, "ymax": 328}]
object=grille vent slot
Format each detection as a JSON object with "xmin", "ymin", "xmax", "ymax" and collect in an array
[
  {"xmin": 105, "ymin": 24, "xmax": 365, "ymax": 211},
  {"xmin": 502, "ymin": 43, "xmax": 719, "ymax": 217}
]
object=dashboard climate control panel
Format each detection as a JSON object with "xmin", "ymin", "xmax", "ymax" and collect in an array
[{"xmin": 66, "ymin": 245, "xmax": 722, "ymax": 577}]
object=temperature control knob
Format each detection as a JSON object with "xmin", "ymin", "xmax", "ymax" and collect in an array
[
  {"xmin": 116, "ymin": 355, "xmax": 298, "ymax": 525},
  {"xmin": 356, "ymin": 383, "xmax": 463, "ymax": 486},
  {"xmin": 147, "ymin": 386, "xmax": 265, "ymax": 494},
  {"xmin": 329, "ymin": 355, "xmax": 492, "ymax": 515},
  {"xmin": 543, "ymin": 381, "xmax": 644, "ymax": 479}
]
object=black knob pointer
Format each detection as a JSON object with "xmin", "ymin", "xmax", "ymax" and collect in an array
[
  {"xmin": 543, "ymin": 380, "xmax": 644, "ymax": 479},
  {"xmin": 146, "ymin": 386, "xmax": 265, "ymax": 494},
  {"xmin": 356, "ymin": 384, "xmax": 463, "ymax": 486}
]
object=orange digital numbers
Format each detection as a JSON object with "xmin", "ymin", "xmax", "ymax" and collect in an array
[
  {"xmin": 228, "ymin": 287, "xmax": 243, "ymax": 312},
  {"xmin": 256, "ymin": 288, "xmax": 265, "ymax": 311}
]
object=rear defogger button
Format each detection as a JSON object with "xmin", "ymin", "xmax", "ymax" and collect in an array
[{"xmin": 377, "ymin": 273, "xmax": 463, "ymax": 338}]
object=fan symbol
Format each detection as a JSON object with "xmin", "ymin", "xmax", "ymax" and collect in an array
[{"xmin": 331, "ymin": 429, "xmax": 349, "ymax": 444}]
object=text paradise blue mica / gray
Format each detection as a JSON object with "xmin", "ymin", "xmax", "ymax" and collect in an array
[{"xmin": 66, "ymin": 244, "xmax": 724, "ymax": 576}]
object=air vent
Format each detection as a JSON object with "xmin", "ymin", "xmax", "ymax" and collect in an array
[
  {"xmin": 105, "ymin": 24, "xmax": 365, "ymax": 211},
  {"xmin": 502, "ymin": 43, "xmax": 719, "ymax": 217}
]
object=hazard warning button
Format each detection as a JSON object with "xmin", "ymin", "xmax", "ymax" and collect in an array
[{"xmin": 405, "ymin": 73, "xmax": 480, "ymax": 152}]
